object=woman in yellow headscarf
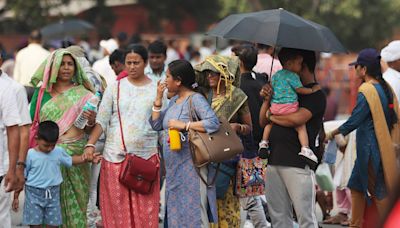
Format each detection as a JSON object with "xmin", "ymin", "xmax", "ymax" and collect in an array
[{"xmin": 196, "ymin": 55, "xmax": 252, "ymax": 227}]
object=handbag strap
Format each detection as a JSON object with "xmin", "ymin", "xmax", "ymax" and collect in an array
[
  {"xmin": 188, "ymin": 95, "xmax": 200, "ymax": 122},
  {"xmin": 187, "ymin": 95, "xmax": 220, "ymax": 187},
  {"xmin": 33, "ymin": 87, "xmax": 45, "ymax": 125},
  {"xmin": 116, "ymin": 81, "xmax": 127, "ymax": 152}
]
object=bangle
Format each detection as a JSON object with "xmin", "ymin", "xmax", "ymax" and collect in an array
[
  {"xmin": 185, "ymin": 121, "xmax": 191, "ymax": 131},
  {"xmin": 84, "ymin": 144, "xmax": 96, "ymax": 149},
  {"xmin": 86, "ymin": 122, "xmax": 95, "ymax": 127},
  {"xmin": 153, "ymin": 101, "xmax": 162, "ymax": 108},
  {"xmin": 152, "ymin": 106, "xmax": 161, "ymax": 112}
]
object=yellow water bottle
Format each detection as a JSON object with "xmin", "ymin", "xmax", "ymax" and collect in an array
[{"xmin": 169, "ymin": 129, "xmax": 181, "ymax": 151}]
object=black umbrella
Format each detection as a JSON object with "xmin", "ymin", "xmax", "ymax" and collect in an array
[
  {"xmin": 207, "ymin": 8, "xmax": 346, "ymax": 53},
  {"xmin": 41, "ymin": 19, "xmax": 94, "ymax": 40}
]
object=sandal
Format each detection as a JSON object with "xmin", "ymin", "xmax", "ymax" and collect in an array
[
  {"xmin": 323, "ymin": 213, "xmax": 348, "ymax": 224},
  {"xmin": 341, "ymin": 219, "xmax": 350, "ymax": 226}
]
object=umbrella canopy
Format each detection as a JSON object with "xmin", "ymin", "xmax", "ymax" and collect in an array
[
  {"xmin": 207, "ymin": 8, "xmax": 347, "ymax": 53},
  {"xmin": 41, "ymin": 19, "xmax": 94, "ymax": 40}
]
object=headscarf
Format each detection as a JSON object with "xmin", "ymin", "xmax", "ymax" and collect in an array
[
  {"xmin": 66, "ymin": 45, "xmax": 107, "ymax": 93},
  {"xmin": 195, "ymin": 55, "xmax": 247, "ymax": 120},
  {"xmin": 30, "ymin": 48, "xmax": 94, "ymax": 93},
  {"xmin": 194, "ymin": 55, "xmax": 241, "ymax": 100}
]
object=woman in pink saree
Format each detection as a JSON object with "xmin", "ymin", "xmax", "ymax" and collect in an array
[{"xmin": 30, "ymin": 49, "xmax": 96, "ymax": 227}]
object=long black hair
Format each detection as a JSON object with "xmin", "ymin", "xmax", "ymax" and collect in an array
[
  {"xmin": 168, "ymin": 59, "xmax": 196, "ymax": 89},
  {"xmin": 364, "ymin": 61, "xmax": 398, "ymax": 130}
]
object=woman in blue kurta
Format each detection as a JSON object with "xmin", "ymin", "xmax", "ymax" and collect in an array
[
  {"xmin": 150, "ymin": 59, "xmax": 220, "ymax": 227},
  {"xmin": 327, "ymin": 48, "xmax": 400, "ymax": 227}
]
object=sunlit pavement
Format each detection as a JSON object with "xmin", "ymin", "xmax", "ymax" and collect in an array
[{"xmin": 12, "ymin": 190, "xmax": 347, "ymax": 228}]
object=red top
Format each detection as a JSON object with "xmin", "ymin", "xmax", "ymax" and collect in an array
[{"xmin": 116, "ymin": 70, "xmax": 128, "ymax": 81}]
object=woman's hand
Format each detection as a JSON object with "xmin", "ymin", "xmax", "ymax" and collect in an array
[
  {"xmin": 168, "ymin": 119, "xmax": 186, "ymax": 131},
  {"xmin": 83, "ymin": 110, "xmax": 96, "ymax": 126},
  {"xmin": 325, "ymin": 131, "xmax": 335, "ymax": 142},
  {"xmin": 260, "ymin": 84, "xmax": 273, "ymax": 103},
  {"xmin": 92, "ymin": 152, "xmax": 103, "ymax": 164},
  {"xmin": 83, "ymin": 146, "xmax": 95, "ymax": 161},
  {"xmin": 156, "ymin": 80, "xmax": 166, "ymax": 100},
  {"xmin": 230, "ymin": 123, "xmax": 241, "ymax": 133}
]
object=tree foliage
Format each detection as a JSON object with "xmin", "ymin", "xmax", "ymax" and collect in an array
[
  {"xmin": 223, "ymin": 0, "xmax": 400, "ymax": 51},
  {"xmin": 82, "ymin": 0, "xmax": 115, "ymax": 40},
  {"xmin": 3, "ymin": 0, "xmax": 71, "ymax": 32},
  {"xmin": 2, "ymin": 0, "xmax": 400, "ymax": 51},
  {"xmin": 138, "ymin": 0, "xmax": 221, "ymax": 32}
]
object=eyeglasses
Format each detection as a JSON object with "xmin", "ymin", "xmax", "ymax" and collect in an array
[{"xmin": 205, "ymin": 70, "xmax": 219, "ymax": 77}]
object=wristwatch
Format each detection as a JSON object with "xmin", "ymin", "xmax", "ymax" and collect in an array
[{"xmin": 16, "ymin": 161, "xmax": 26, "ymax": 168}]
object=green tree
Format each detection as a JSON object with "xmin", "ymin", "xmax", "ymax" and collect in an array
[
  {"xmin": 3, "ymin": 0, "xmax": 71, "ymax": 33},
  {"xmin": 138, "ymin": 0, "xmax": 222, "ymax": 32},
  {"xmin": 224, "ymin": 0, "xmax": 400, "ymax": 51},
  {"xmin": 83, "ymin": 0, "xmax": 115, "ymax": 39}
]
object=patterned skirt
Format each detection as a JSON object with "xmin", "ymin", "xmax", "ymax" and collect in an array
[{"xmin": 99, "ymin": 155, "xmax": 160, "ymax": 228}]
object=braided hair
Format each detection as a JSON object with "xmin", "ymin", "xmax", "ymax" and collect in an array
[{"xmin": 364, "ymin": 61, "xmax": 398, "ymax": 130}]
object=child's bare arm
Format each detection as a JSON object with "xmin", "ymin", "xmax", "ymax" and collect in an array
[
  {"xmin": 71, "ymin": 152, "xmax": 102, "ymax": 165},
  {"xmin": 296, "ymin": 84, "xmax": 321, "ymax": 95}
]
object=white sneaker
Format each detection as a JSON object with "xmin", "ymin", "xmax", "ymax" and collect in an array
[{"xmin": 298, "ymin": 147, "xmax": 318, "ymax": 163}]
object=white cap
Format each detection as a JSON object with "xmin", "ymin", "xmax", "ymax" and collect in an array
[
  {"xmin": 381, "ymin": 40, "xmax": 400, "ymax": 62},
  {"xmin": 99, "ymin": 38, "xmax": 118, "ymax": 55}
]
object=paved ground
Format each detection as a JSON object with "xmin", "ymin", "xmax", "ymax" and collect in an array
[{"xmin": 11, "ymin": 190, "xmax": 347, "ymax": 228}]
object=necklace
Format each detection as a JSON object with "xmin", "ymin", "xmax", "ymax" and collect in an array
[{"xmin": 53, "ymin": 83, "xmax": 75, "ymax": 94}]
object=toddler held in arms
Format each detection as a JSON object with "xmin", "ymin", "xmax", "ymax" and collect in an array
[{"xmin": 259, "ymin": 48, "xmax": 320, "ymax": 165}]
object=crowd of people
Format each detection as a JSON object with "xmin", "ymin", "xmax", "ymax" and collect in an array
[{"xmin": 0, "ymin": 28, "xmax": 400, "ymax": 228}]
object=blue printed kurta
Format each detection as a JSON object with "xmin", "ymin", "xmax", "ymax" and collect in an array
[
  {"xmin": 149, "ymin": 93, "xmax": 220, "ymax": 227},
  {"xmin": 339, "ymin": 84, "xmax": 389, "ymax": 200}
]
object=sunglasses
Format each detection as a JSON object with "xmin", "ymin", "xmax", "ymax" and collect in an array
[{"xmin": 205, "ymin": 70, "xmax": 219, "ymax": 77}]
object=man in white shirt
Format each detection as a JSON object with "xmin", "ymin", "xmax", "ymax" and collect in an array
[
  {"xmin": 381, "ymin": 40, "xmax": 400, "ymax": 102},
  {"xmin": 199, "ymin": 39, "xmax": 213, "ymax": 61},
  {"xmin": 0, "ymin": 66, "xmax": 22, "ymax": 226},
  {"xmin": 13, "ymin": 30, "xmax": 50, "ymax": 100},
  {"xmin": 93, "ymin": 38, "xmax": 119, "ymax": 85},
  {"xmin": 165, "ymin": 39, "xmax": 180, "ymax": 65},
  {"xmin": 145, "ymin": 40, "xmax": 167, "ymax": 81},
  {"xmin": 253, "ymin": 43, "xmax": 282, "ymax": 80}
]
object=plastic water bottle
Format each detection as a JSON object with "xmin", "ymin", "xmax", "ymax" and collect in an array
[{"xmin": 74, "ymin": 92, "xmax": 101, "ymax": 129}]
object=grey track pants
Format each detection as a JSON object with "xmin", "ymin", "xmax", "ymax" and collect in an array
[{"xmin": 266, "ymin": 165, "xmax": 318, "ymax": 228}]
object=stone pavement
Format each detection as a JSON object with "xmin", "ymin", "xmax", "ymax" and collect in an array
[{"xmin": 11, "ymin": 190, "xmax": 347, "ymax": 228}]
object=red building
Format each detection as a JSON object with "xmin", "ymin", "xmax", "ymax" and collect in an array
[{"xmin": 77, "ymin": 3, "xmax": 198, "ymax": 37}]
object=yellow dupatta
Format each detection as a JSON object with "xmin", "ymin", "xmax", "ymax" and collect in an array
[{"xmin": 359, "ymin": 82, "xmax": 400, "ymax": 194}]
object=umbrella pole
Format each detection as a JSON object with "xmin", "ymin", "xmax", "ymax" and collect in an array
[
  {"xmin": 269, "ymin": 47, "xmax": 276, "ymax": 81},
  {"xmin": 215, "ymin": 37, "xmax": 218, "ymax": 54}
]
